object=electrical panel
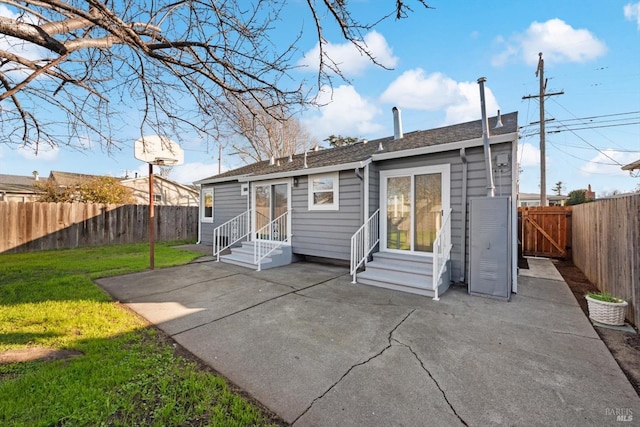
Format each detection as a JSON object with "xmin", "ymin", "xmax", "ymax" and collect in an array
[{"xmin": 468, "ymin": 196, "xmax": 512, "ymax": 300}]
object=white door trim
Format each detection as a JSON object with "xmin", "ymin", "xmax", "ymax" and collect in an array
[
  {"xmin": 380, "ymin": 164, "xmax": 450, "ymax": 255},
  {"xmin": 250, "ymin": 178, "xmax": 292, "ymax": 243}
]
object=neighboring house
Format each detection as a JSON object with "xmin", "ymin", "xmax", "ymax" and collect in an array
[
  {"xmin": 49, "ymin": 170, "xmax": 102, "ymax": 188},
  {"xmin": 0, "ymin": 172, "xmax": 45, "ymax": 202},
  {"xmin": 518, "ymin": 193, "xmax": 568, "ymax": 207},
  {"xmin": 195, "ymin": 110, "xmax": 519, "ymax": 300},
  {"xmin": 121, "ymin": 175, "xmax": 199, "ymax": 206},
  {"xmin": 48, "ymin": 170, "xmax": 197, "ymax": 206},
  {"xmin": 622, "ymin": 158, "xmax": 640, "ymax": 174}
]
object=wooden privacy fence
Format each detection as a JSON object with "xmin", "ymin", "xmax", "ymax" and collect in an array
[
  {"xmin": 0, "ymin": 202, "xmax": 198, "ymax": 253},
  {"xmin": 572, "ymin": 194, "xmax": 639, "ymax": 326},
  {"xmin": 518, "ymin": 206, "xmax": 572, "ymax": 259}
]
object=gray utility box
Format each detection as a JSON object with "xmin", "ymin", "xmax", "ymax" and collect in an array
[{"xmin": 468, "ymin": 196, "xmax": 512, "ymax": 300}]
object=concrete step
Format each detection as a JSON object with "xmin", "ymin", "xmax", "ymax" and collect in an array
[
  {"xmin": 219, "ymin": 240, "xmax": 293, "ymax": 271},
  {"xmin": 372, "ymin": 251, "xmax": 433, "ymax": 269},
  {"xmin": 356, "ymin": 251, "xmax": 442, "ymax": 298},
  {"xmin": 356, "ymin": 271, "xmax": 436, "ymax": 298},
  {"xmin": 220, "ymin": 252, "xmax": 271, "ymax": 270}
]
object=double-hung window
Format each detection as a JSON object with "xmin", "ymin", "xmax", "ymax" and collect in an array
[{"xmin": 308, "ymin": 172, "xmax": 339, "ymax": 211}]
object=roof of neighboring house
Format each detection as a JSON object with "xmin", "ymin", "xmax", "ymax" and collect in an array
[
  {"xmin": 622, "ymin": 159, "xmax": 640, "ymax": 171},
  {"xmin": 49, "ymin": 170, "xmax": 108, "ymax": 186},
  {"xmin": 121, "ymin": 175, "xmax": 199, "ymax": 195},
  {"xmin": 195, "ymin": 111, "xmax": 518, "ymax": 184},
  {"xmin": 0, "ymin": 174, "xmax": 46, "ymax": 194},
  {"xmin": 519, "ymin": 192, "xmax": 569, "ymax": 201}
]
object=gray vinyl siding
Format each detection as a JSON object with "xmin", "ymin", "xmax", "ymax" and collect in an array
[
  {"xmin": 291, "ymin": 170, "xmax": 363, "ymax": 260},
  {"xmin": 368, "ymin": 163, "xmax": 380, "ymax": 217},
  {"xmin": 374, "ymin": 142, "xmax": 514, "ymax": 283},
  {"xmin": 200, "ymin": 182, "xmax": 248, "ymax": 245}
]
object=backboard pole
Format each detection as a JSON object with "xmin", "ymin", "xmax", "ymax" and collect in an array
[{"xmin": 149, "ymin": 163, "xmax": 155, "ymax": 270}]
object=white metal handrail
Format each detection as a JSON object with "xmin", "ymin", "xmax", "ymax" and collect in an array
[
  {"xmin": 213, "ymin": 210, "xmax": 251, "ymax": 261},
  {"xmin": 254, "ymin": 210, "xmax": 289, "ymax": 271},
  {"xmin": 350, "ymin": 209, "xmax": 380, "ymax": 283},
  {"xmin": 432, "ymin": 208, "xmax": 453, "ymax": 301}
]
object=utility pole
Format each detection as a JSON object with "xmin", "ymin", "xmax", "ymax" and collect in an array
[{"xmin": 522, "ymin": 52, "xmax": 563, "ymax": 206}]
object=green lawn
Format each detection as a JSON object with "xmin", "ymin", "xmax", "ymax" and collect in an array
[{"xmin": 0, "ymin": 242, "xmax": 280, "ymax": 426}]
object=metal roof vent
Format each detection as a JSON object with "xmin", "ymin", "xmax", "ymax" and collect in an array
[
  {"xmin": 269, "ymin": 156, "xmax": 275, "ymax": 166},
  {"xmin": 494, "ymin": 110, "xmax": 504, "ymax": 129},
  {"xmin": 392, "ymin": 106, "xmax": 403, "ymax": 140}
]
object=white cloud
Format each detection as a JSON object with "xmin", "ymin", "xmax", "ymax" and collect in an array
[
  {"xmin": 303, "ymin": 85, "xmax": 384, "ymax": 140},
  {"xmin": 624, "ymin": 2, "xmax": 640, "ymax": 29},
  {"xmin": 172, "ymin": 162, "xmax": 222, "ymax": 184},
  {"xmin": 492, "ymin": 19, "xmax": 606, "ymax": 66},
  {"xmin": 580, "ymin": 150, "xmax": 640, "ymax": 177},
  {"xmin": 298, "ymin": 31, "xmax": 398, "ymax": 76},
  {"xmin": 519, "ymin": 142, "xmax": 541, "ymax": 167},
  {"xmin": 17, "ymin": 145, "xmax": 59, "ymax": 162},
  {"xmin": 380, "ymin": 69, "xmax": 500, "ymax": 124}
]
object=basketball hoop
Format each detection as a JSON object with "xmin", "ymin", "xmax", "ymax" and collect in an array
[
  {"xmin": 134, "ymin": 135, "xmax": 184, "ymax": 166},
  {"xmin": 133, "ymin": 135, "xmax": 184, "ymax": 271}
]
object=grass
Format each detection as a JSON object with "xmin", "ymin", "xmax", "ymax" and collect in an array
[
  {"xmin": 586, "ymin": 291, "xmax": 625, "ymax": 303},
  {"xmin": 0, "ymin": 242, "xmax": 280, "ymax": 426}
]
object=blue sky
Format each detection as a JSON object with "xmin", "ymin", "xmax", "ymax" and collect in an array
[{"xmin": 1, "ymin": 0, "xmax": 639, "ymax": 196}]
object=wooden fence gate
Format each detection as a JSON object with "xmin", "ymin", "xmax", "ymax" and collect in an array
[{"xmin": 518, "ymin": 206, "xmax": 572, "ymax": 259}]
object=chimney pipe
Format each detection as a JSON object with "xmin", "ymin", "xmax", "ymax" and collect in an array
[
  {"xmin": 32, "ymin": 171, "xmax": 39, "ymax": 181},
  {"xmin": 392, "ymin": 107, "xmax": 403, "ymax": 140},
  {"xmin": 477, "ymin": 77, "xmax": 495, "ymax": 197}
]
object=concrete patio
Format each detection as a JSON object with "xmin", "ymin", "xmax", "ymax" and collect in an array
[{"xmin": 96, "ymin": 251, "xmax": 640, "ymax": 426}]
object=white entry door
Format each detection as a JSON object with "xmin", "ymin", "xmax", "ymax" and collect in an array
[{"xmin": 380, "ymin": 165, "xmax": 450, "ymax": 254}]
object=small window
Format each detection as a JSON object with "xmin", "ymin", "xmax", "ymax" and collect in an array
[
  {"xmin": 202, "ymin": 188, "xmax": 213, "ymax": 222},
  {"xmin": 308, "ymin": 172, "xmax": 339, "ymax": 211},
  {"xmin": 153, "ymin": 194, "xmax": 163, "ymax": 203}
]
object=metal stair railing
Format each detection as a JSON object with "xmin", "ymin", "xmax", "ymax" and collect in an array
[
  {"xmin": 213, "ymin": 210, "xmax": 251, "ymax": 261},
  {"xmin": 350, "ymin": 209, "xmax": 380, "ymax": 283},
  {"xmin": 432, "ymin": 208, "xmax": 453, "ymax": 301},
  {"xmin": 254, "ymin": 210, "xmax": 289, "ymax": 271}
]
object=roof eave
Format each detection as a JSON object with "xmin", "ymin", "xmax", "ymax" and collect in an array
[
  {"xmin": 371, "ymin": 132, "xmax": 518, "ymax": 162},
  {"xmin": 238, "ymin": 158, "xmax": 372, "ymax": 182}
]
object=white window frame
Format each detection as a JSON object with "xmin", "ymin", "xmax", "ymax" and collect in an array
[
  {"xmin": 201, "ymin": 187, "xmax": 213, "ymax": 222},
  {"xmin": 308, "ymin": 172, "xmax": 339, "ymax": 211},
  {"xmin": 380, "ymin": 164, "xmax": 450, "ymax": 254}
]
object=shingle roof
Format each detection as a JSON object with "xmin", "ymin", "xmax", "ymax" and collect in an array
[
  {"xmin": 0, "ymin": 174, "xmax": 46, "ymax": 194},
  {"xmin": 49, "ymin": 171, "xmax": 109, "ymax": 186},
  {"xmin": 197, "ymin": 111, "xmax": 518, "ymax": 183}
]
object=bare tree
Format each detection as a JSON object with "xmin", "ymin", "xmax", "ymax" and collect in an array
[
  {"xmin": 0, "ymin": 1, "xmax": 430, "ymax": 154},
  {"xmin": 224, "ymin": 97, "xmax": 316, "ymax": 163}
]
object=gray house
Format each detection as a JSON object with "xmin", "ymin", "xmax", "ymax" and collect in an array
[{"xmin": 195, "ymin": 110, "xmax": 519, "ymax": 300}]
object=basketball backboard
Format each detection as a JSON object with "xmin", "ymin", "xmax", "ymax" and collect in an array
[{"xmin": 134, "ymin": 135, "xmax": 184, "ymax": 165}]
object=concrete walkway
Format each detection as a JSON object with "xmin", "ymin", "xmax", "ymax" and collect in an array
[{"xmin": 97, "ymin": 252, "xmax": 640, "ymax": 426}]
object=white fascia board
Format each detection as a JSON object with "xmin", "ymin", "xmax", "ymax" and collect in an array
[
  {"xmin": 193, "ymin": 175, "xmax": 248, "ymax": 185},
  {"xmin": 371, "ymin": 132, "xmax": 517, "ymax": 162},
  {"xmin": 238, "ymin": 159, "xmax": 372, "ymax": 182}
]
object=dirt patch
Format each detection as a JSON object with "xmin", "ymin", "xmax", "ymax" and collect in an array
[
  {"xmin": 0, "ymin": 347, "xmax": 84, "ymax": 364},
  {"xmin": 553, "ymin": 259, "xmax": 640, "ymax": 396}
]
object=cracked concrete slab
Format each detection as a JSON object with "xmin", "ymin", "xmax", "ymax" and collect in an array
[
  {"xmin": 96, "ymin": 257, "xmax": 640, "ymax": 426},
  {"xmin": 295, "ymin": 343, "xmax": 465, "ymax": 427},
  {"xmin": 95, "ymin": 261, "xmax": 239, "ymax": 301},
  {"xmin": 393, "ymin": 297, "xmax": 639, "ymax": 425},
  {"xmin": 172, "ymin": 292, "xmax": 414, "ymax": 423}
]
